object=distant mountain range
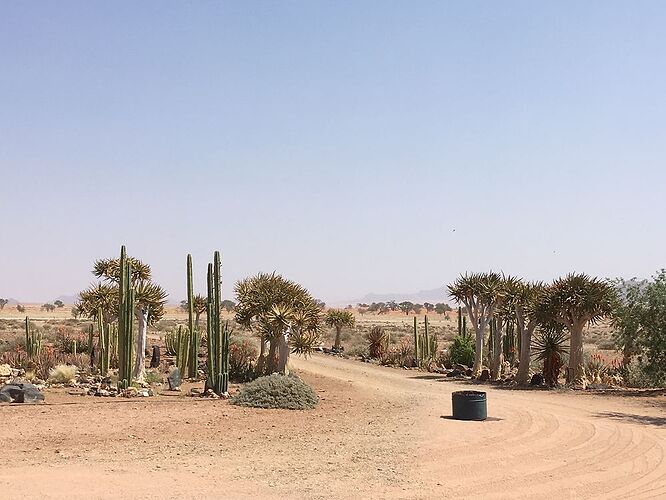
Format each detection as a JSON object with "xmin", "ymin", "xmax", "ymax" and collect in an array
[
  {"xmin": 344, "ymin": 286, "xmax": 450, "ymax": 306},
  {"xmin": 0, "ymin": 295, "xmax": 79, "ymax": 305}
]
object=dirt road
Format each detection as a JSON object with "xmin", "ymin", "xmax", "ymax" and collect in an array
[{"xmin": 1, "ymin": 354, "xmax": 664, "ymax": 499}]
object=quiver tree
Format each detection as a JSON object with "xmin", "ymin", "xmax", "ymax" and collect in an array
[
  {"xmin": 538, "ymin": 273, "xmax": 616, "ymax": 385},
  {"xmin": 181, "ymin": 294, "xmax": 207, "ymax": 328},
  {"xmin": 78, "ymin": 250, "xmax": 167, "ymax": 382},
  {"xmin": 325, "ymin": 309, "xmax": 356, "ymax": 350},
  {"xmin": 505, "ymin": 278, "xmax": 546, "ymax": 385},
  {"xmin": 235, "ymin": 272, "xmax": 322, "ymax": 375},
  {"xmin": 448, "ymin": 272, "xmax": 506, "ymax": 377}
]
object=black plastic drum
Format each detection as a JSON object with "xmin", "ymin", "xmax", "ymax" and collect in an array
[{"xmin": 452, "ymin": 390, "xmax": 487, "ymax": 421}]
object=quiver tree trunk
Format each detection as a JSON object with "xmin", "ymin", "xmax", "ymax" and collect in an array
[
  {"xmin": 133, "ymin": 306, "xmax": 149, "ymax": 382},
  {"xmin": 490, "ymin": 319, "xmax": 504, "ymax": 381},
  {"xmin": 277, "ymin": 331, "xmax": 290, "ymax": 375},
  {"xmin": 267, "ymin": 337, "xmax": 278, "ymax": 373},
  {"xmin": 516, "ymin": 321, "xmax": 534, "ymax": 385},
  {"xmin": 334, "ymin": 327, "xmax": 342, "ymax": 350},
  {"xmin": 567, "ymin": 322, "xmax": 585, "ymax": 385},
  {"xmin": 472, "ymin": 319, "xmax": 488, "ymax": 377},
  {"xmin": 256, "ymin": 334, "xmax": 266, "ymax": 375}
]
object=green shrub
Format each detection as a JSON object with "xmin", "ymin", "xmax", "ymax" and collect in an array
[
  {"xmin": 144, "ymin": 370, "xmax": 163, "ymax": 385},
  {"xmin": 231, "ymin": 373, "xmax": 318, "ymax": 410},
  {"xmin": 450, "ymin": 335, "xmax": 475, "ymax": 367}
]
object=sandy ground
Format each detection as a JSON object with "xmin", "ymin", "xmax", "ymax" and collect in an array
[{"xmin": 1, "ymin": 354, "xmax": 664, "ymax": 499}]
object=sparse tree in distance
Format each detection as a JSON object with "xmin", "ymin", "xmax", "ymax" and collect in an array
[
  {"xmin": 54, "ymin": 300, "xmax": 65, "ymax": 308},
  {"xmin": 16, "ymin": 304, "xmax": 25, "ymax": 313},
  {"xmin": 42, "ymin": 303, "xmax": 56, "ymax": 312},
  {"xmin": 434, "ymin": 303, "xmax": 452, "ymax": 314},
  {"xmin": 423, "ymin": 302, "xmax": 435, "ymax": 313},
  {"xmin": 325, "ymin": 309, "xmax": 356, "ymax": 350},
  {"xmin": 398, "ymin": 301, "xmax": 414, "ymax": 315},
  {"xmin": 0, "ymin": 298, "xmax": 8, "ymax": 310}
]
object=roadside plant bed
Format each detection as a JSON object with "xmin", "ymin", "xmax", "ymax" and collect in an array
[{"xmin": 231, "ymin": 373, "xmax": 318, "ymax": 410}]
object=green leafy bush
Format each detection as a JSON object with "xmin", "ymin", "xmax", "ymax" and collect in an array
[
  {"xmin": 613, "ymin": 271, "xmax": 666, "ymax": 387},
  {"xmin": 231, "ymin": 373, "xmax": 318, "ymax": 410},
  {"xmin": 450, "ymin": 335, "xmax": 475, "ymax": 367},
  {"xmin": 144, "ymin": 370, "xmax": 163, "ymax": 385}
]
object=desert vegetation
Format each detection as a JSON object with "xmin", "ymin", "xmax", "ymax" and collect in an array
[{"xmin": 1, "ymin": 257, "xmax": 665, "ymax": 499}]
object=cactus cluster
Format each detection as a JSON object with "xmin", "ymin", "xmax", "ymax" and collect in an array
[
  {"xmin": 24, "ymin": 317, "xmax": 42, "ymax": 358},
  {"xmin": 117, "ymin": 246, "xmax": 136, "ymax": 389},
  {"xmin": 487, "ymin": 319, "xmax": 520, "ymax": 366},
  {"xmin": 98, "ymin": 313, "xmax": 118, "ymax": 376},
  {"xmin": 503, "ymin": 321, "xmax": 518, "ymax": 364},
  {"xmin": 165, "ymin": 326, "xmax": 191, "ymax": 375},
  {"xmin": 457, "ymin": 307, "xmax": 468, "ymax": 338},
  {"xmin": 205, "ymin": 251, "xmax": 230, "ymax": 395},
  {"xmin": 413, "ymin": 316, "xmax": 437, "ymax": 367}
]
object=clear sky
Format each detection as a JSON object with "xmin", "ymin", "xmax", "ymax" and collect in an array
[{"xmin": 1, "ymin": 1, "xmax": 665, "ymax": 304}]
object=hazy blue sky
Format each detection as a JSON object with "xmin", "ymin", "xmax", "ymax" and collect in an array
[{"xmin": 1, "ymin": 1, "xmax": 665, "ymax": 304}]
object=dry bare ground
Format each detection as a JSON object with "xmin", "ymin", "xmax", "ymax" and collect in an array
[{"xmin": 1, "ymin": 354, "xmax": 664, "ymax": 499}]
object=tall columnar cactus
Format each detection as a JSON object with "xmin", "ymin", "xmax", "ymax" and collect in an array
[
  {"xmin": 98, "ymin": 310, "xmax": 110, "ymax": 375},
  {"xmin": 25, "ymin": 317, "xmax": 42, "ymax": 358},
  {"xmin": 413, "ymin": 316, "xmax": 420, "ymax": 364},
  {"xmin": 458, "ymin": 307, "xmax": 462, "ymax": 336},
  {"xmin": 206, "ymin": 251, "xmax": 229, "ymax": 395},
  {"xmin": 424, "ymin": 315, "xmax": 430, "ymax": 354},
  {"xmin": 117, "ymin": 246, "xmax": 136, "ymax": 389},
  {"xmin": 503, "ymin": 321, "xmax": 516, "ymax": 365},
  {"xmin": 413, "ymin": 316, "xmax": 437, "ymax": 367},
  {"xmin": 186, "ymin": 254, "xmax": 199, "ymax": 378},
  {"xmin": 88, "ymin": 324, "xmax": 94, "ymax": 354}
]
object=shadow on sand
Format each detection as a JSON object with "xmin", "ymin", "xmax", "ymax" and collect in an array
[
  {"xmin": 439, "ymin": 415, "xmax": 503, "ymax": 422},
  {"xmin": 594, "ymin": 411, "xmax": 666, "ymax": 427}
]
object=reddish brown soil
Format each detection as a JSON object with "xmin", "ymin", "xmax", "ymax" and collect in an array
[{"xmin": 1, "ymin": 354, "xmax": 664, "ymax": 499}]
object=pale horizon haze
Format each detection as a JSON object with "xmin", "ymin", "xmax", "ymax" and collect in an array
[{"xmin": 1, "ymin": 1, "xmax": 665, "ymax": 305}]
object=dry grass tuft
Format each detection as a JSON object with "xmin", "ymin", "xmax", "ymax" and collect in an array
[{"xmin": 47, "ymin": 364, "xmax": 78, "ymax": 384}]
